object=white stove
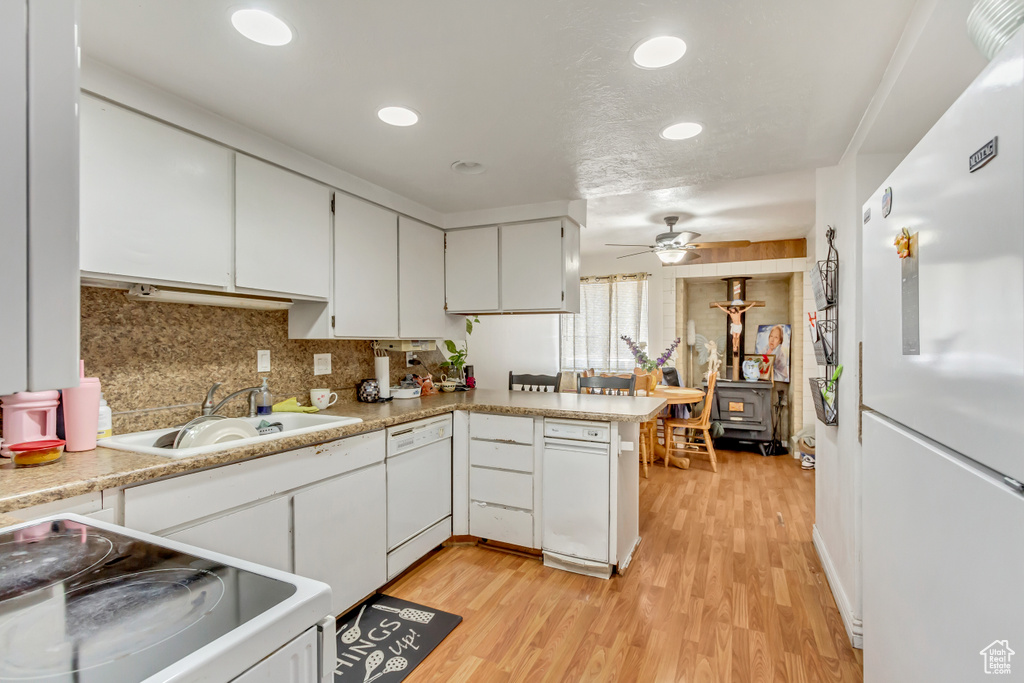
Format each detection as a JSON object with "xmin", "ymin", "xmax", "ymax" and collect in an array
[{"xmin": 0, "ymin": 514, "xmax": 335, "ymax": 682}]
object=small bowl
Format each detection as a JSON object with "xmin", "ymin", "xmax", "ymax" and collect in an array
[
  {"xmin": 439, "ymin": 374, "xmax": 458, "ymax": 393},
  {"xmin": 8, "ymin": 440, "xmax": 65, "ymax": 467}
]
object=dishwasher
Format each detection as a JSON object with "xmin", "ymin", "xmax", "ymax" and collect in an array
[
  {"xmin": 542, "ymin": 418, "xmax": 613, "ymax": 579},
  {"xmin": 385, "ymin": 415, "xmax": 453, "ymax": 579}
]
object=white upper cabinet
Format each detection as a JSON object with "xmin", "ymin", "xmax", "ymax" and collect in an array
[
  {"xmin": 333, "ymin": 193, "xmax": 398, "ymax": 338},
  {"xmin": 444, "ymin": 219, "xmax": 580, "ymax": 314},
  {"xmin": 501, "ymin": 219, "xmax": 564, "ymax": 311},
  {"xmin": 399, "ymin": 216, "xmax": 446, "ymax": 339},
  {"xmin": 1, "ymin": 0, "xmax": 80, "ymax": 395},
  {"xmin": 445, "ymin": 226, "xmax": 500, "ymax": 313},
  {"xmin": 80, "ymin": 96, "xmax": 234, "ymax": 288},
  {"xmin": 235, "ymin": 155, "xmax": 331, "ymax": 299}
]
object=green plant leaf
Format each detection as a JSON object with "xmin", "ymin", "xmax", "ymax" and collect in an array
[
  {"xmin": 465, "ymin": 318, "xmax": 473, "ymax": 335},
  {"xmin": 444, "ymin": 339, "xmax": 458, "ymax": 355}
]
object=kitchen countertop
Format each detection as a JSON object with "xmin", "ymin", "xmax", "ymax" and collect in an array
[{"xmin": 0, "ymin": 390, "xmax": 665, "ymax": 516}]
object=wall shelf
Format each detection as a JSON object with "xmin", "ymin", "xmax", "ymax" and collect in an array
[{"xmin": 811, "ymin": 226, "xmax": 840, "ymax": 426}]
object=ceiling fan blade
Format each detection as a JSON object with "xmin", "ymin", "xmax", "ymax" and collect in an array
[
  {"xmin": 605, "ymin": 243, "xmax": 656, "ymax": 248},
  {"xmin": 616, "ymin": 250, "xmax": 653, "ymax": 259},
  {"xmin": 688, "ymin": 240, "xmax": 752, "ymax": 249}
]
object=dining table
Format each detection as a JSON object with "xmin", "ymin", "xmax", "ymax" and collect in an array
[{"xmin": 642, "ymin": 385, "xmax": 706, "ymax": 469}]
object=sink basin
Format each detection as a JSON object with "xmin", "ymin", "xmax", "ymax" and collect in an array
[{"xmin": 100, "ymin": 413, "xmax": 363, "ymax": 458}]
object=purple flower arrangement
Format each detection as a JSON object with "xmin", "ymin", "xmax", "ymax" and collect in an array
[{"xmin": 621, "ymin": 335, "xmax": 682, "ymax": 372}]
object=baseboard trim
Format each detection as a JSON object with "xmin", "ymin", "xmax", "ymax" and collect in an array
[{"xmin": 812, "ymin": 525, "xmax": 864, "ymax": 649}]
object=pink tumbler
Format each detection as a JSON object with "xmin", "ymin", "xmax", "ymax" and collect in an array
[{"xmin": 62, "ymin": 360, "xmax": 101, "ymax": 452}]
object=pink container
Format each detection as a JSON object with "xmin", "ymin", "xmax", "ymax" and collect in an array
[
  {"xmin": 62, "ymin": 360, "xmax": 101, "ymax": 452},
  {"xmin": 1, "ymin": 390, "xmax": 61, "ymax": 445}
]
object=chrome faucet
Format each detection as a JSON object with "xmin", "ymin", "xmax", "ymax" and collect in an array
[{"xmin": 202, "ymin": 382, "xmax": 260, "ymax": 418}]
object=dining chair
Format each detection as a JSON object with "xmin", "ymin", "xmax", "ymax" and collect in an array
[
  {"xmin": 577, "ymin": 374, "xmax": 636, "ymax": 396},
  {"xmin": 509, "ymin": 371, "xmax": 561, "ymax": 392},
  {"xmin": 632, "ymin": 370, "xmax": 661, "ymax": 478},
  {"xmin": 663, "ymin": 372, "xmax": 719, "ymax": 472}
]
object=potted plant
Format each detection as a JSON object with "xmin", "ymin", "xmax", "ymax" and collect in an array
[{"xmin": 440, "ymin": 316, "xmax": 479, "ymax": 385}]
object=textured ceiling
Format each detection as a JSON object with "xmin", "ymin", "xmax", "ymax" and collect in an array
[
  {"xmin": 584, "ymin": 169, "xmax": 815, "ymax": 258},
  {"xmin": 80, "ymin": 0, "xmax": 916, "ymax": 214}
]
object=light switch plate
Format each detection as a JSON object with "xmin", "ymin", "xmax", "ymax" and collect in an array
[
  {"xmin": 257, "ymin": 350, "xmax": 271, "ymax": 372},
  {"xmin": 314, "ymin": 353, "xmax": 331, "ymax": 376}
]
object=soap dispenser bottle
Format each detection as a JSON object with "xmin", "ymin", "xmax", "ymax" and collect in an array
[{"xmin": 256, "ymin": 378, "xmax": 273, "ymax": 416}]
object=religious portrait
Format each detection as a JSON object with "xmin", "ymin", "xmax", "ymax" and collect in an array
[{"xmin": 755, "ymin": 324, "xmax": 791, "ymax": 382}]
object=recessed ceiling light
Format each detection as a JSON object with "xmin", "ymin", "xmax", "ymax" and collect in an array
[
  {"xmin": 661, "ymin": 122, "xmax": 703, "ymax": 140},
  {"xmin": 231, "ymin": 9, "xmax": 292, "ymax": 46},
  {"xmin": 631, "ymin": 36, "xmax": 687, "ymax": 69},
  {"xmin": 451, "ymin": 160, "xmax": 486, "ymax": 175},
  {"xmin": 377, "ymin": 106, "xmax": 419, "ymax": 127}
]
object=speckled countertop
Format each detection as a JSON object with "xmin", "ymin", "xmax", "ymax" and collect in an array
[{"xmin": 0, "ymin": 390, "xmax": 665, "ymax": 516}]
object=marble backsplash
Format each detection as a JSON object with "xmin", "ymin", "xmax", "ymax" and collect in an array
[{"xmin": 71, "ymin": 287, "xmax": 448, "ymax": 434}]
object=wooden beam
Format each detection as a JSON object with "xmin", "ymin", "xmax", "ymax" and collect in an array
[{"xmin": 665, "ymin": 238, "xmax": 806, "ymax": 265}]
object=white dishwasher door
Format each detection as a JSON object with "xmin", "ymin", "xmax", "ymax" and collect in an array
[
  {"xmin": 387, "ymin": 439, "xmax": 452, "ymax": 551},
  {"xmin": 542, "ymin": 437, "xmax": 610, "ymax": 562}
]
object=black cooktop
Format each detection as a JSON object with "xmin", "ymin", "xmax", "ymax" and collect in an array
[{"xmin": 0, "ymin": 518, "xmax": 296, "ymax": 682}]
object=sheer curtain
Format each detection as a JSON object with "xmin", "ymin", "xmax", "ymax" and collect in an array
[{"xmin": 560, "ymin": 273, "xmax": 649, "ymax": 372}]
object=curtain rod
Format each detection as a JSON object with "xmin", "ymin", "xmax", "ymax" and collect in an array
[{"xmin": 580, "ymin": 272, "xmax": 651, "ymax": 284}]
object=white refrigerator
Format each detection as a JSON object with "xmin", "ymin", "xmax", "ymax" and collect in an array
[{"xmin": 861, "ymin": 31, "xmax": 1024, "ymax": 682}]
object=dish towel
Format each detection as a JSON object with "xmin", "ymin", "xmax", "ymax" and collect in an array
[{"xmin": 272, "ymin": 398, "xmax": 319, "ymax": 413}]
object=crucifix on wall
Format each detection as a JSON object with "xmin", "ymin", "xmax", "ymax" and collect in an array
[{"xmin": 709, "ymin": 277, "xmax": 764, "ymax": 381}]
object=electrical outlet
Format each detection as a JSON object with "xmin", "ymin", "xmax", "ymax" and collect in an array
[
  {"xmin": 257, "ymin": 350, "xmax": 271, "ymax": 373},
  {"xmin": 406, "ymin": 352, "xmax": 417, "ymax": 367},
  {"xmin": 313, "ymin": 353, "xmax": 331, "ymax": 376}
]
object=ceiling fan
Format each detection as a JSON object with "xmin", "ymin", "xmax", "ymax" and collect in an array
[{"xmin": 606, "ymin": 216, "xmax": 751, "ymax": 264}]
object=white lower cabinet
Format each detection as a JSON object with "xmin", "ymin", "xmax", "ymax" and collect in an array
[
  {"xmin": 166, "ymin": 496, "xmax": 291, "ymax": 573},
  {"xmin": 294, "ymin": 462, "xmax": 387, "ymax": 617},
  {"xmin": 470, "ymin": 502, "xmax": 533, "ymax": 548}
]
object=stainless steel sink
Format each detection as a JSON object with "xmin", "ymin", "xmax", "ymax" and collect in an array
[{"xmin": 100, "ymin": 413, "xmax": 363, "ymax": 458}]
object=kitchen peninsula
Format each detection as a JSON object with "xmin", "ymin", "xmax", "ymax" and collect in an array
[{"xmin": 0, "ymin": 389, "xmax": 666, "ymax": 614}]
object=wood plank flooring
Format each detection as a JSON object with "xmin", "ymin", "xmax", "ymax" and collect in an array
[{"xmin": 385, "ymin": 449, "xmax": 862, "ymax": 682}]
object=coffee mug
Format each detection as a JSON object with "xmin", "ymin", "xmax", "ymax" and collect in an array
[{"xmin": 310, "ymin": 389, "xmax": 338, "ymax": 410}]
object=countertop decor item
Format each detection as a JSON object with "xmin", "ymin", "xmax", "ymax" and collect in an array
[
  {"xmin": 621, "ymin": 335, "xmax": 682, "ymax": 372},
  {"xmin": 357, "ymin": 378, "xmax": 381, "ymax": 403},
  {"xmin": 440, "ymin": 316, "xmax": 479, "ymax": 383}
]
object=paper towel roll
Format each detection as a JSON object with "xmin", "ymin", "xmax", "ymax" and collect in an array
[{"xmin": 375, "ymin": 356, "xmax": 390, "ymax": 399}]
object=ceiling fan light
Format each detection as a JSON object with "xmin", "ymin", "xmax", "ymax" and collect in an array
[{"xmin": 656, "ymin": 248, "xmax": 688, "ymax": 264}]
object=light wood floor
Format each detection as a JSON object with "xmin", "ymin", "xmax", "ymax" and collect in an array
[{"xmin": 386, "ymin": 449, "xmax": 862, "ymax": 682}]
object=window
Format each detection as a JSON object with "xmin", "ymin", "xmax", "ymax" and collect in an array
[{"xmin": 560, "ymin": 274, "xmax": 649, "ymax": 372}]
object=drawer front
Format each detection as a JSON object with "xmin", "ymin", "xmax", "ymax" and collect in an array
[
  {"xmin": 387, "ymin": 516, "xmax": 452, "ymax": 580},
  {"xmin": 469, "ymin": 413, "xmax": 534, "ymax": 445},
  {"xmin": 470, "ymin": 466, "xmax": 533, "ymax": 510},
  {"xmin": 125, "ymin": 430, "xmax": 385, "ymax": 534},
  {"xmin": 470, "ymin": 502, "xmax": 533, "ymax": 547},
  {"xmin": 470, "ymin": 440, "xmax": 533, "ymax": 473}
]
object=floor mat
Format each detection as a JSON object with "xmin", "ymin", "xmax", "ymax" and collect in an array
[{"xmin": 334, "ymin": 594, "xmax": 462, "ymax": 682}]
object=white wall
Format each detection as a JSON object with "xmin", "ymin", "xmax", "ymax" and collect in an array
[{"xmin": 465, "ymin": 314, "xmax": 559, "ymax": 391}]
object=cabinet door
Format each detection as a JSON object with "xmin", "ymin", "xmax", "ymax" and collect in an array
[
  {"xmin": 294, "ymin": 463, "xmax": 387, "ymax": 616},
  {"xmin": 445, "ymin": 226, "xmax": 499, "ymax": 313},
  {"xmin": 0, "ymin": 1, "xmax": 27, "ymax": 395},
  {"xmin": 80, "ymin": 96, "xmax": 233, "ymax": 288},
  {"xmin": 165, "ymin": 496, "xmax": 291, "ymax": 572},
  {"xmin": 333, "ymin": 193, "xmax": 398, "ymax": 338},
  {"xmin": 235, "ymin": 155, "xmax": 331, "ymax": 299},
  {"xmin": 501, "ymin": 220, "xmax": 563, "ymax": 311},
  {"xmin": 398, "ymin": 216, "xmax": 446, "ymax": 339},
  {"xmin": 234, "ymin": 627, "xmax": 318, "ymax": 683},
  {"xmin": 27, "ymin": 0, "xmax": 79, "ymax": 392}
]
